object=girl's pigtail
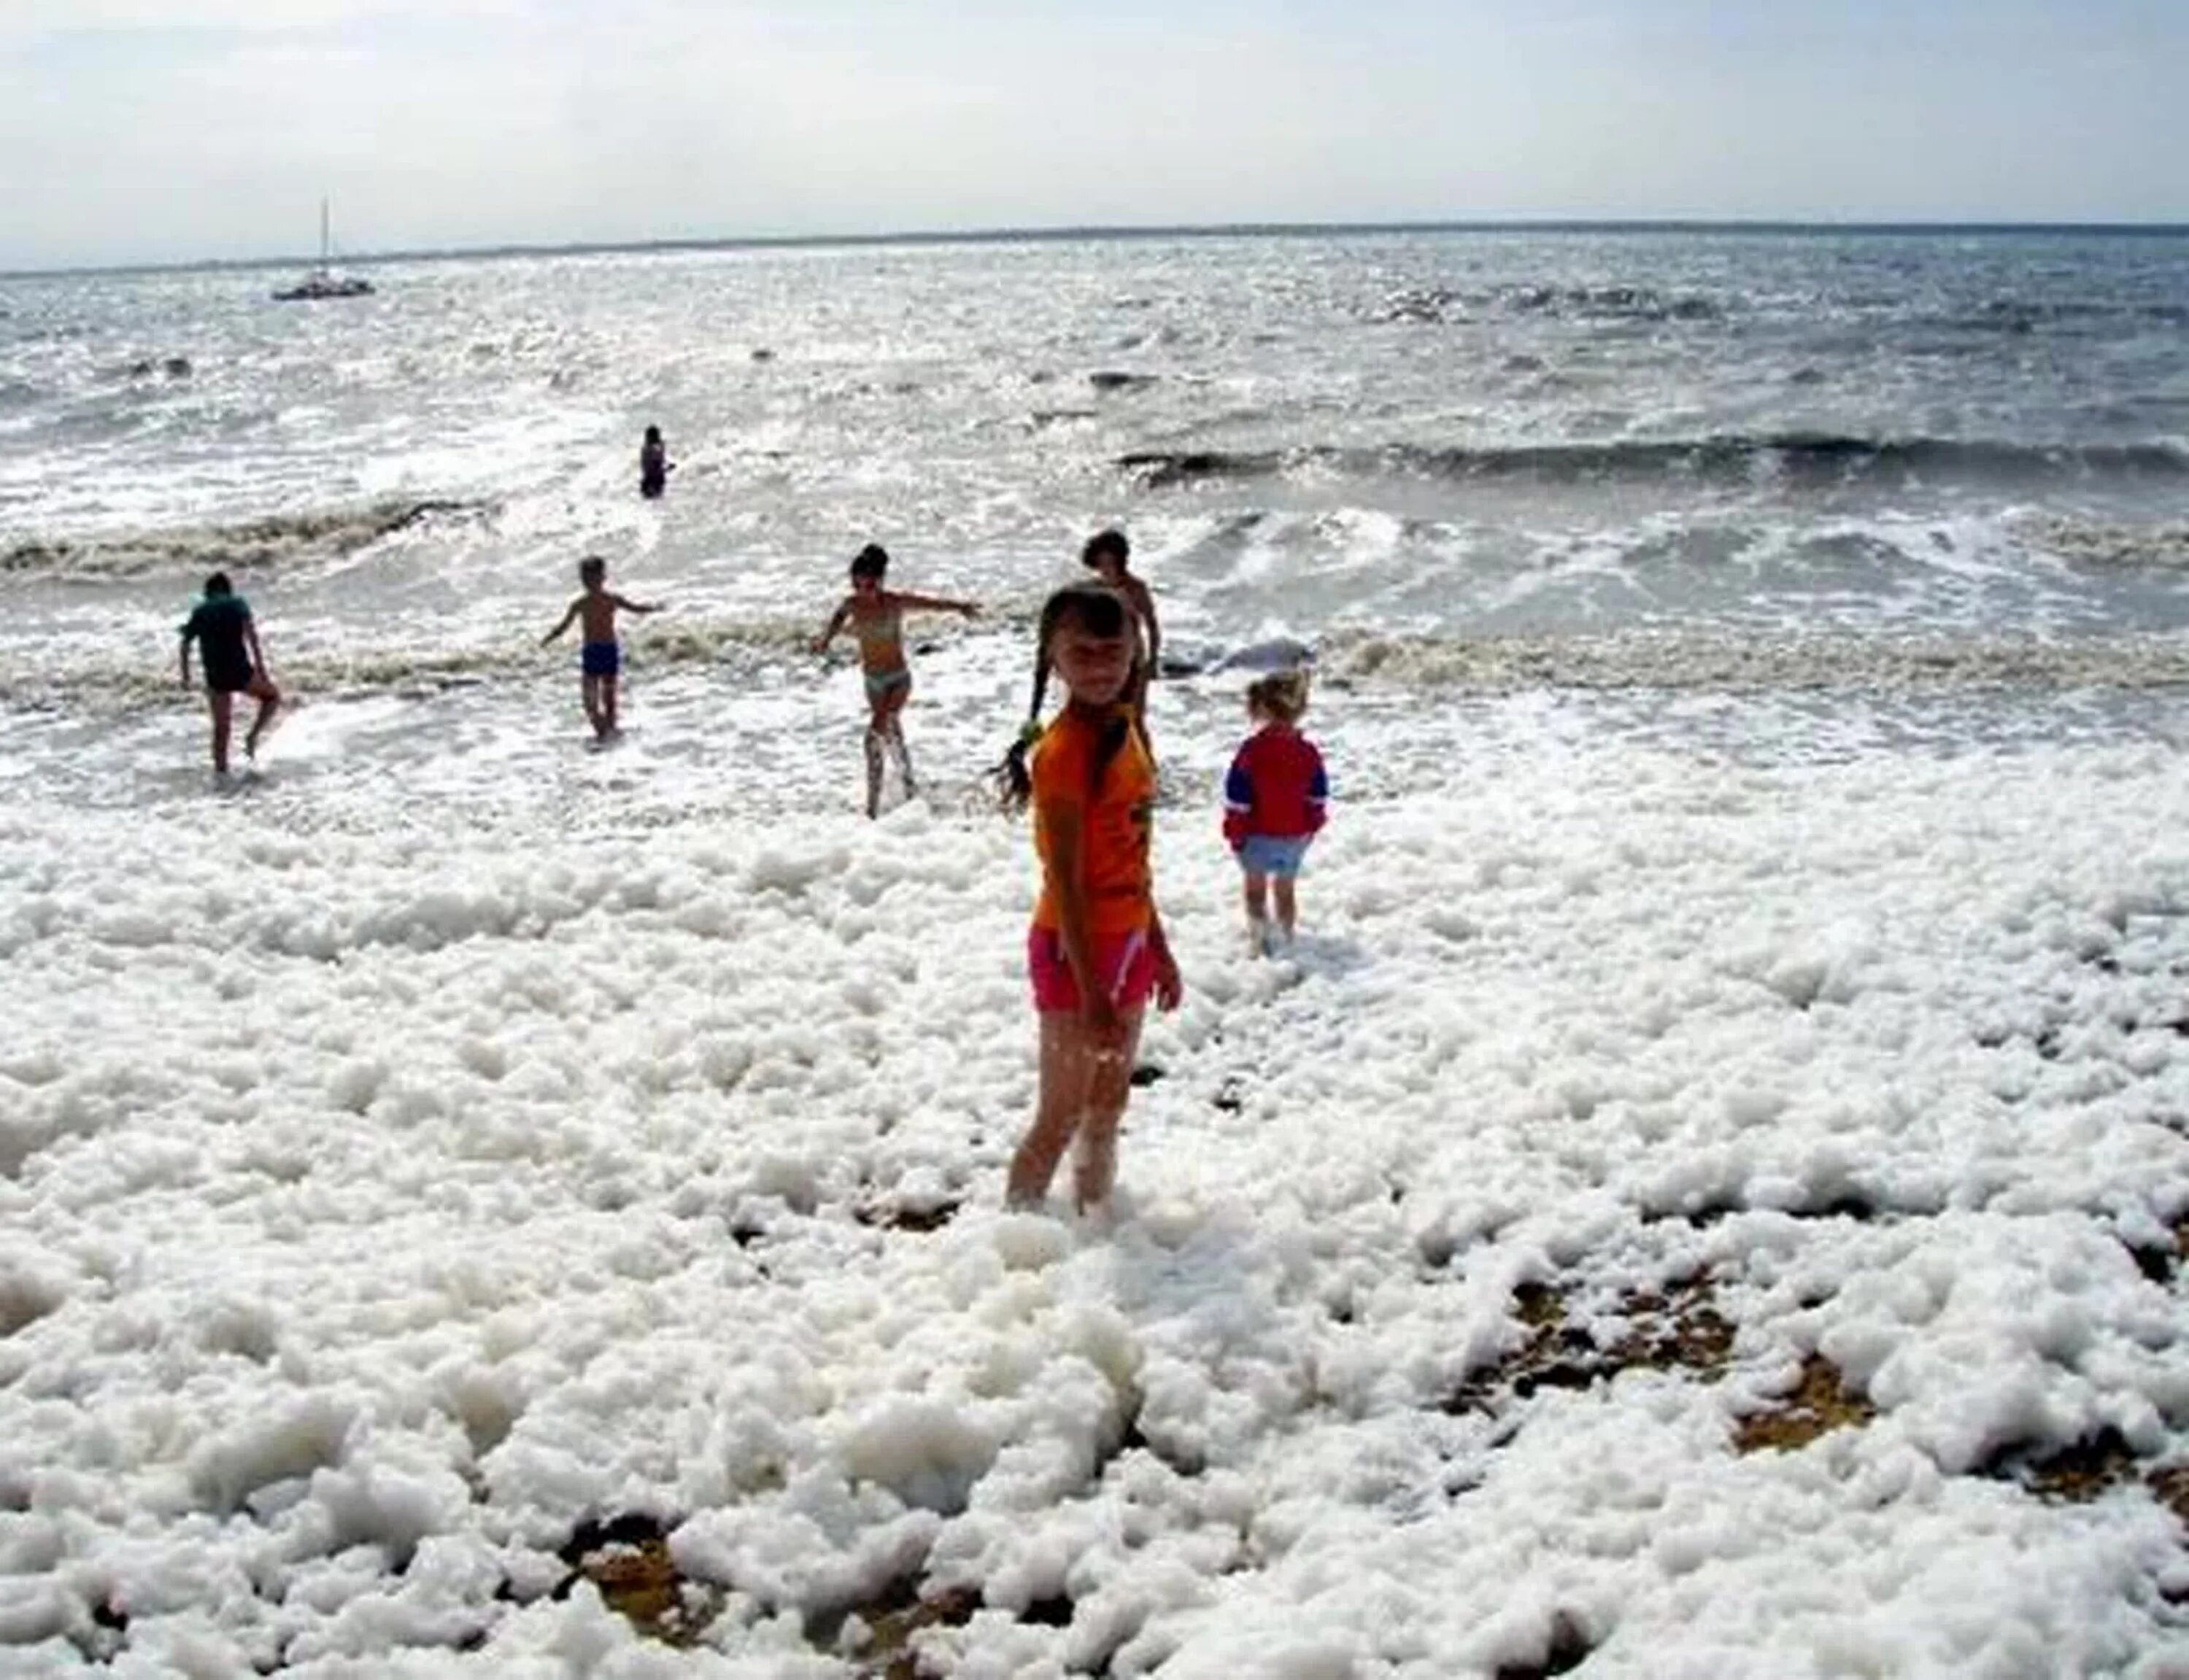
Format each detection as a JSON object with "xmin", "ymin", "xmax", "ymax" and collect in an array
[{"xmin": 996, "ymin": 651, "xmax": 1051, "ymax": 813}]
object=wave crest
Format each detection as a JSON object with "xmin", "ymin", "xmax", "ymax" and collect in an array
[
  {"xmin": 1319, "ymin": 627, "xmax": 2189, "ymax": 694},
  {"xmin": 2014, "ymin": 514, "xmax": 2189, "ymax": 571},
  {"xmin": 1, "ymin": 499, "xmax": 487, "ymax": 581},
  {"xmin": 1371, "ymin": 283, "xmax": 1723, "ymax": 326},
  {"xmin": 0, "ymin": 614, "xmax": 825, "ymax": 713},
  {"xmin": 1121, "ymin": 435, "xmax": 2189, "ymax": 493}
]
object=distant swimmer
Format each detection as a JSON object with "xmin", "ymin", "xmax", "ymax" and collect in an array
[
  {"xmin": 177, "ymin": 570, "xmax": 282, "ymax": 777},
  {"xmin": 1080, "ymin": 527, "xmax": 1159, "ymax": 714},
  {"xmin": 639, "ymin": 425, "xmax": 673, "ymax": 499},
  {"xmin": 811, "ymin": 543, "xmax": 978, "ymax": 818},
  {"xmin": 541, "ymin": 554, "xmax": 663, "ymax": 741},
  {"xmin": 1223, "ymin": 669, "xmax": 1328, "ymax": 956}
]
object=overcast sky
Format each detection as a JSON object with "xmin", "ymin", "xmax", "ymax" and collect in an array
[{"xmin": 4, "ymin": 0, "xmax": 2185, "ymax": 270}]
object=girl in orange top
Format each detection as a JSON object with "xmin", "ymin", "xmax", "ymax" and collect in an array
[{"xmin": 997, "ymin": 583, "xmax": 1182, "ymax": 1215}]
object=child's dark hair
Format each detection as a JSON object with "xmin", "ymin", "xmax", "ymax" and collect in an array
[
  {"xmin": 849, "ymin": 543, "xmax": 889, "ymax": 582},
  {"xmin": 1247, "ymin": 669, "xmax": 1310, "ymax": 725},
  {"xmin": 1080, "ymin": 528, "xmax": 1130, "ymax": 570},
  {"xmin": 579, "ymin": 554, "xmax": 606, "ymax": 584},
  {"xmin": 204, "ymin": 570, "xmax": 233, "ymax": 598},
  {"xmin": 644, "ymin": 424, "xmax": 662, "ymax": 444},
  {"xmin": 995, "ymin": 584, "xmax": 1140, "ymax": 812}
]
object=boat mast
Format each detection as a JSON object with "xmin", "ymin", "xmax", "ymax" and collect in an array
[{"xmin": 320, "ymin": 198, "xmax": 331, "ymax": 266}]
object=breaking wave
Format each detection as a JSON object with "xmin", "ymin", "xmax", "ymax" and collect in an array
[
  {"xmin": 1367, "ymin": 283, "xmax": 2189, "ymax": 334},
  {"xmin": 1945, "ymin": 298, "xmax": 2189, "ymax": 335},
  {"xmin": 2013, "ymin": 513, "xmax": 2189, "ymax": 571},
  {"xmin": 16, "ymin": 616, "xmax": 2185, "ymax": 720},
  {"xmin": 1317, "ymin": 627, "xmax": 2189, "ymax": 694},
  {"xmin": 1, "ymin": 498, "xmax": 488, "ymax": 580},
  {"xmin": 1370, "ymin": 283, "xmax": 1723, "ymax": 326},
  {"xmin": 1121, "ymin": 435, "xmax": 2189, "ymax": 494},
  {"xmin": 0, "ymin": 614, "xmax": 832, "ymax": 713}
]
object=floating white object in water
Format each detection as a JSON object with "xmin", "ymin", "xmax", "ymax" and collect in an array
[{"xmin": 1210, "ymin": 635, "xmax": 1316, "ymax": 675}]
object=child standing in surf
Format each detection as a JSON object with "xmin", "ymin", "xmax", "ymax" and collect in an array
[
  {"xmin": 812, "ymin": 543, "xmax": 978, "ymax": 818},
  {"xmin": 541, "ymin": 555, "xmax": 663, "ymax": 740},
  {"xmin": 178, "ymin": 571, "xmax": 282, "ymax": 776},
  {"xmin": 638, "ymin": 425, "xmax": 671, "ymax": 499},
  {"xmin": 997, "ymin": 583, "xmax": 1182, "ymax": 1216},
  {"xmin": 1224, "ymin": 669, "xmax": 1328, "ymax": 953}
]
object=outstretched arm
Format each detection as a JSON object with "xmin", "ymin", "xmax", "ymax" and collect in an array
[
  {"xmin": 812, "ymin": 600, "xmax": 851, "ymax": 654},
  {"xmin": 242, "ymin": 615, "xmax": 271, "ymax": 678},
  {"xmin": 541, "ymin": 600, "xmax": 580, "ymax": 646},
  {"xmin": 892, "ymin": 592, "xmax": 980, "ymax": 619},
  {"xmin": 611, "ymin": 593, "xmax": 662, "ymax": 616}
]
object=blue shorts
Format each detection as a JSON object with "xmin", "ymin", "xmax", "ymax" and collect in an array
[
  {"xmin": 864, "ymin": 667, "xmax": 911, "ymax": 704},
  {"xmin": 1237, "ymin": 835, "xmax": 1312, "ymax": 879},
  {"xmin": 582, "ymin": 641, "xmax": 620, "ymax": 678}
]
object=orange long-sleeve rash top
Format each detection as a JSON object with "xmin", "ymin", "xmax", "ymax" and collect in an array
[{"xmin": 1030, "ymin": 707, "xmax": 1157, "ymax": 936}]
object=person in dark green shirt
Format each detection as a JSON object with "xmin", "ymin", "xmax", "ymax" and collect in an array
[{"xmin": 178, "ymin": 571, "xmax": 282, "ymax": 775}]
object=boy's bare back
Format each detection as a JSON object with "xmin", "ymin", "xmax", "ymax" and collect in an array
[{"xmin": 574, "ymin": 589, "xmax": 632, "ymax": 643}]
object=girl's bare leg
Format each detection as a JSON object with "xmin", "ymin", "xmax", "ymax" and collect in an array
[
  {"xmin": 862, "ymin": 724, "xmax": 886, "ymax": 818},
  {"xmin": 207, "ymin": 690, "xmax": 234, "ymax": 775},
  {"xmin": 877, "ymin": 684, "xmax": 915, "ymax": 797},
  {"xmin": 1072, "ymin": 1007, "xmax": 1144, "ymax": 1213},
  {"xmin": 1273, "ymin": 878, "xmax": 1297, "ymax": 940},
  {"xmin": 1009, "ymin": 1013, "xmax": 1100, "ymax": 1209},
  {"xmin": 1242, "ymin": 870, "xmax": 1270, "ymax": 953},
  {"xmin": 888, "ymin": 720, "xmax": 917, "ymax": 796}
]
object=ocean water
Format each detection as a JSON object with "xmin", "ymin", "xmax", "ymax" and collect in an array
[
  {"xmin": 7, "ymin": 227, "xmax": 2189, "ymax": 693},
  {"xmin": 1, "ymin": 225, "xmax": 2186, "ymax": 821}
]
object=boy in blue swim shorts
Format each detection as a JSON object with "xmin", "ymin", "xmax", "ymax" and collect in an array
[
  {"xmin": 1223, "ymin": 669, "xmax": 1329, "ymax": 953},
  {"xmin": 542, "ymin": 555, "xmax": 663, "ymax": 740}
]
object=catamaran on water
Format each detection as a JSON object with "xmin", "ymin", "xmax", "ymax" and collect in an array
[{"xmin": 272, "ymin": 200, "xmax": 374, "ymax": 302}]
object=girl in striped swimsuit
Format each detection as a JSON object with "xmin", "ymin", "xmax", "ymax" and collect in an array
[{"xmin": 814, "ymin": 543, "xmax": 978, "ymax": 818}]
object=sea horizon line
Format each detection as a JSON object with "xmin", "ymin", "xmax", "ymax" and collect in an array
[{"xmin": 6, "ymin": 215, "xmax": 2188, "ymax": 283}]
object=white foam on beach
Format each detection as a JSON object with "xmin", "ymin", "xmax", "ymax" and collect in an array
[{"xmin": 4, "ymin": 666, "xmax": 2188, "ymax": 1675}]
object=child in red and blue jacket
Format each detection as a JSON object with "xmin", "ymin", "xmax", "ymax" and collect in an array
[{"xmin": 1223, "ymin": 669, "xmax": 1328, "ymax": 953}]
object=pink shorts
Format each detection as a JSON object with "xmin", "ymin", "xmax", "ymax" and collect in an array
[{"xmin": 1027, "ymin": 925, "xmax": 1156, "ymax": 1015}]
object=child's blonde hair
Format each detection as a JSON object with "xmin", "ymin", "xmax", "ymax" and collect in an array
[{"xmin": 1246, "ymin": 668, "xmax": 1310, "ymax": 725}]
